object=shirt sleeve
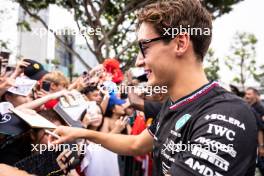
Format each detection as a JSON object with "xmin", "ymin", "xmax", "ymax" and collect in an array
[
  {"xmin": 144, "ymin": 100, "xmax": 162, "ymax": 119},
  {"xmin": 252, "ymin": 108, "xmax": 264, "ymax": 130},
  {"xmin": 168, "ymin": 103, "xmax": 257, "ymax": 176}
]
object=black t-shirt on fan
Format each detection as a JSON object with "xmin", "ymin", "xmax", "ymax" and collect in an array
[{"xmin": 148, "ymin": 82, "xmax": 257, "ymax": 176}]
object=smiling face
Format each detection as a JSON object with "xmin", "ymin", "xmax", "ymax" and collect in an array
[
  {"xmin": 135, "ymin": 0, "xmax": 212, "ymax": 91},
  {"xmin": 136, "ymin": 23, "xmax": 181, "ymax": 88},
  {"xmin": 86, "ymin": 90, "xmax": 102, "ymax": 104},
  {"xmin": 244, "ymin": 89, "xmax": 259, "ymax": 105}
]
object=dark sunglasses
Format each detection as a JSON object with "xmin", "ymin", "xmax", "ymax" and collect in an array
[{"xmin": 138, "ymin": 35, "xmax": 172, "ymax": 58}]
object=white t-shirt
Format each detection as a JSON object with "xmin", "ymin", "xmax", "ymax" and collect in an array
[{"xmin": 81, "ymin": 143, "xmax": 120, "ymax": 176}]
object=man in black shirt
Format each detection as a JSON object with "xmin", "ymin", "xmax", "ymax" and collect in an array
[
  {"xmin": 148, "ymin": 82, "xmax": 256, "ymax": 176},
  {"xmin": 244, "ymin": 87, "xmax": 264, "ymax": 118},
  {"xmin": 244, "ymin": 87, "xmax": 264, "ymax": 175},
  {"xmin": 244, "ymin": 87, "xmax": 264, "ymax": 147},
  {"xmin": 49, "ymin": 0, "xmax": 257, "ymax": 176}
]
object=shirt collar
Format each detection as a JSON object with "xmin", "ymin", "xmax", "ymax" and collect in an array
[{"xmin": 169, "ymin": 81, "xmax": 219, "ymax": 110}]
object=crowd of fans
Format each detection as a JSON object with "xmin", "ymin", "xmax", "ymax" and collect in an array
[
  {"xmin": 0, "ymin": 56, "xmax": 264, "ymax": 176},
  {"xmin": 1, "ymin": 0, "xmax": 263, "ymax": 175},
  {"xmin": 0, "ymin": 56, "xmax": 164, "ymax": 176}
]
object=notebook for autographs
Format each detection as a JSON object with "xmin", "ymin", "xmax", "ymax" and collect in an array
[
  {"xmin": 53, "ymin": 90, "xmax": 86, "ymax": 128},
  {"xmin": 10, "ymin": 108, "xmax": 57, "ymax": 129}
]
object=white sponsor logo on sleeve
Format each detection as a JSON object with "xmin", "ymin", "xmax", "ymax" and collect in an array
[
  {"xmin": 207, "ymin": 124, "xmax": 236, "ymax": 141},
  {"xmin": 195, "ymin": 137, "xmax": 237, "ymax": 158},
  {"xmin": 185, "ymin": 158, "xmax": 223, "ymax": 176},
  {"xmin": 204, "ymin": 114, "xmax": 245, "ymax": 131},
  {"xmin": 191, "ymin": 146, "xmax": 230, "ymax": 171}
]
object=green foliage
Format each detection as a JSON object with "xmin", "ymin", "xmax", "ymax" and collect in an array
[
  {"xmin": 0, "ymin": 40, "xmax": 9, "ymax": 50},
  {"xmin": 17, "ymin": 20, "xmax": 32, "ymax": 31},
  {"xmin": 51, "ymin": 58, "xmax": 61, "ymax": 65},
  {"xmin": 257, "ymin": 65, "xmax": 264, "ymax": 87},
  {"xmin": 14, "ymin": 0, "xmax": 245, "ymax": 68},
  {"xmin": 224, "ymin": 32, "xmax": 258, "ymax": 90},
  {"xmin": 204, "ymin": 49, "xmax": 220, "ymax": 81},
  {"xmin": 201, "ymin": 0, "xmax": 245, "ymax": 18}
]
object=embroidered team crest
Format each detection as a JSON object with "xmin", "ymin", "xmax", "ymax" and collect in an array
[{"xmin": 175, "ymin": 114, "xmax": 191, "ymax": 130}]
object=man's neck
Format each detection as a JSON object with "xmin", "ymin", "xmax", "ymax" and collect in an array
[{"xmin": 169, "ymin": 65, "xmax": 209, "ymax": 102}]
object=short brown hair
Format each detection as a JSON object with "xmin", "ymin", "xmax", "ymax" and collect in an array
[
  {"xmin": 42, "ymin": 71, "xmax": 69, "ymax": 88},
  {"xmin": 137, "ymin": 0, "xmax": 212, "ymax": 60},
  {"xmin": 38, "ymin": 109, "xmax": 66, "ymax": 125}
]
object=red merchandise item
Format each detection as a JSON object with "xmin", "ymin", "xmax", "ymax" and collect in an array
[
  {"xmin": 44, "ymin": 99, "xmax": 59, "ymax": 110},
  {"xmin": 131, "ymin": 113, "xmax": 146, "ymax": 135},
  {"xmin": 111, "ymin": 69, "xmax": 124, "ymax": 84},
  {"xmin": 103, "ymin": 58, "xmax": 124, "ymax": 84}
]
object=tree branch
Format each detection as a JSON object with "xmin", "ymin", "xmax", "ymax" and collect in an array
[
  {"xmin": 83, "ymin": 0, "xmax": 104, "ymax": 62},
  {"xmin": 20, "ymin": 4, "xmax": 92, "ymax": 69},
  {"xmin": 120, "ymin": 56, "xmax": 136, "ymax": 71},
  {"xmin": 86, "ymin": 0, "xmax": 98, "ymax": 19},
  {"xmin": 98, "ymin": 0, "xmax": 109, "ymax": 17},
  {"xmin": 99, "ymin": 0, "xmax": 152, "ymax": 48},
  {"xmin": 116, "ymin": 40, "xmax": 136, "ymax": 58},
  {"xmin": 69, "ymin": 0, "xmax": 97, "ymax": 57},
  {"xmin": 76, "ymin": 20, "xmax": 97, "ymax": 56}
]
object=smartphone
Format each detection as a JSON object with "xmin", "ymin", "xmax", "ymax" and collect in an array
[{"xmin": 42, "ymin": 81, "xmax": 51, "ymax": 92}]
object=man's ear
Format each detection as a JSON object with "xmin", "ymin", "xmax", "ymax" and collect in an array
[{"xmin": 173, "ymin": 33, "xmax": 190, "ymax": 57}]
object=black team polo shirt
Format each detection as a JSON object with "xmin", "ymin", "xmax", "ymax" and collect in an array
[{"xmin": 148, "ymin": 81, "xmax": 257, "ymax": 176}]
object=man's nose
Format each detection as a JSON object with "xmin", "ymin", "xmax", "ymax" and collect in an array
[{"xmin": 135, "ymin": 54, "xmax": 145, "ymax": 67}]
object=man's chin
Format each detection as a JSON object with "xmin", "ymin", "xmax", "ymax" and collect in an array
[{"xmin": 147, "ymin": 79, "xmax": 159, "ymax": 87}]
